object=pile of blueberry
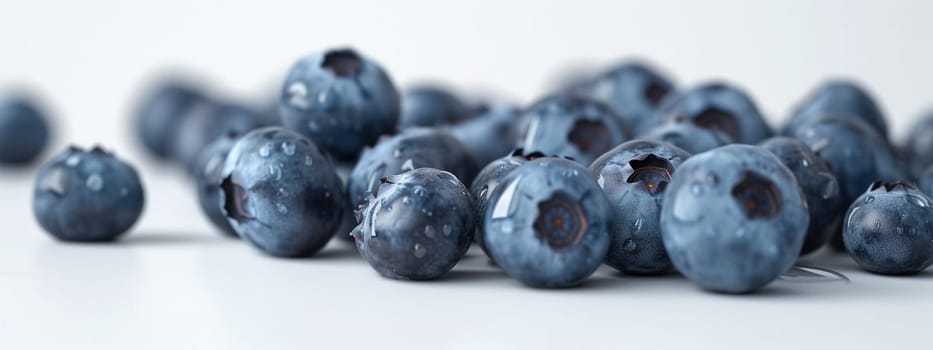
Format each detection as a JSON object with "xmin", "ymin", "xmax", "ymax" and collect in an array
[{"xmin": 7, "ymin": 47, "xmax": 933, "ymax": 294}]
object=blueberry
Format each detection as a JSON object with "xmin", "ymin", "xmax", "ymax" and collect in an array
[
  {"xmin": 792, "ymin": 116, "xmax": 907, "ymax": 206},
  {"xmin": 656, "ymin": 82, "xmax": 773, "ymax": 144},
  {"xmin": 760, "ymin": 137, "xmax": 844, "ymax": 255},
  {"xmin": 351, "ymin": 168, "xmax": 474, "ymax": 280},
  {"xmin": 520, "ymin": 95, "xmax": 630, "ymax": 165},
  {"xmin": 842, "ymin": 182, "xmax": 933, "ymax": 275},
  {"xmin": 0, "ymin": 94, "xmax": 50, "ymax": 165},
  {"xmin": 469, "ymin": 149, "xmax": 544, "ymax": 256},
  {"xmin": 347, "ymin": 127, "xmax": 478, "ymax": 208},
  {"xmin": 920, "ymin": 165, "xmax": 933, "ymax": 198},
  {"xmin": 660, "ymin": 145, "xmax": 808, "ymax": 293},
  {"xmin": 399, "ymin": 85, "xmax": 469, "ymax": 128},
  {"xmin": 192, "ymin": 132, "xmax": 241, "ymax": 237},
  {"xmin": 590, "ymin": 140, "xmax": 691, "ymax": 275},
  {"xmin": 785, "ymin": 80, "xmax": 888, "ymax": 141},
  {"xmin": 279, "ymin": 48, "xmax": 399, "ymax": 159},
  {"xmin": 483, "ymin": 158, "xmax": 611, "ymax": 288},
  {"xmin": 904, "ymin": 111, "xmax": 933, "ymax": 177},
  {"xmin": 585, "ymin": 61, "xmax": 676, "ymax": 135},
  {"xmin": 134, "ymin": 80, "xmax": 209, "ymax": 159},
  {"xmin": 446, "ymin": 102, "xmax": 520, "ymax": 167},
  {"xmin": 32, "ymin": 146, "xmax": 145, "ymax": 242},
  {"xmin": 639, "ymin": 121, "xmax": 732, "ymax": 154},
  {"xmin": 219, "ymin": 127, "xmax": 345, "ymax": 257},
  {"xmin": 172, "ymin": 101, "xmax": 259, "ymax": 175}
]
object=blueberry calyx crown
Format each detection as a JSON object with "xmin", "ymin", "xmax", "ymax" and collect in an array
[
  {"xmin": 731, "ymin": 171, "xmax": 781, "ymax": 219},
  {"xmin": 627, "ymin": 154, "xmax": 674, "ymax": 194},
  {"xmin": 868, "ymin": 180, "xmax": 916, "ymax": 193},
  {"xmin": 533, "ymin": 191, "xmax": 588, "ymax": 251},
  {"xmin": 322, "ymin": 49, "xmax": 363, "ymax": 77},
  {"xmin": 643, "ymin": 81, "xmax": 670, "ymax": 106},
  {"xmin": 221, "ymin": 176, "xmax": 251, "ymax": 223},
  {"xmin": 692, "ymin": 106, "xmax": 738, "ymax": 140},
  {"xmin": 567, "ymin": 119, "xmax": 611, "ymax": 153}
]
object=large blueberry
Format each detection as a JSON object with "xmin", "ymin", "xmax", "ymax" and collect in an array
[
  {"xmin": 590, "ymin": 140, "xmax": 690, "ymax": 275},
  {"xmin": 352, "ymin": 168, "xmax": 474, "ymax": 280},
  {"xmin": 134, "ymin": 80, "xmax": 209, "ymax": 159},
  {"xmin": 520, "ymin": 95, "xmax": 630, "ymax": 165},
  {"xmin": 655, "ymin": 82, "xmax": 773, "ymax": 144},
  {"xmin": 469, "ymin": 149, "xmax": 544, "ymax": 255},
  {"xmin": 33, "ymin": 146, "xmax": 145, "ymax": 242},
  {"xmin": 639, "ymin": 121, "xmax": 732, "ymax": 154},
  {"xmin": 173, "ymin": 101, "xmax": 259, "ymax": 175},
  {"xmin": 399, "ymin": 85, "xmax": 469, "ymax": 128},
  {"xmin": 0, "ymin": 94, "xmax": 50, "ymax": 165},
  {"xmin": 347, "ymin": 127, "xmax": 478, "ymax": 208},
  {"xmin": 792, "ymin": 116, "xmax": 907, "ymax": 206},
  {"xmin": 660, "ymin": 145, "xmax": 808, "ymax": 293},
  {"xmin": 447, "ymin": 103, "xmax": 520, "ymax": 167},
  {"xmin": 585, "ymin": 61, "xmax": 676, "ymax": 135},
  {"xmin": 843, "ymin": 182, "xmax": 933, "ymax": 275},
  {"xmin": 279, "ymin": 48, "xmax": 399, "ymax": 159},
  {"xmin": 192, "ymin": 132, "xmax": 241, "ymax": 237},
  {"xmin": 905, "ymin": 111, "xmax": 933, "ymax": 177},
  {"xmin": 760, "ymin": 137, "xmax": 843, "ymax": 255},
  {"xmin": 219, "ymin": 127, "xmax": 345, "ymax": 257},
  {"xmin": 784, "ymin": 80, "xmax": 888, "ymax": 141},
  {"xmin": 483, "ymin": 158, "xmax": 611, "ymax": 288}
]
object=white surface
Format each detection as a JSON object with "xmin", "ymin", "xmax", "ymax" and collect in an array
[{"xmin": 3, "ymin": 0, "xmax": 933, "ymax": 349}]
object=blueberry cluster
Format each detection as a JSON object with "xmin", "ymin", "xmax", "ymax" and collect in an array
[{"xmin": 14, "ymin": 47, "xmax": 933, "ymax": 294}]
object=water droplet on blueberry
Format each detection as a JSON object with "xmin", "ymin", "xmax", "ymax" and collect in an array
[
  {"xmin": 864, "ymin": 196, "xmax": 875, "ymax": 203},
  {"xmin": 281, "ymin": 141, "xmax": 295, "ymax": 155},
  {"xmin": 413, "ymin": 243, "xmax": 427, "ymax": 258},
  {"xmin": 622, "ymin": 239, "xmax": 638, "ymax": 253},
  {"xmin": 424, "ymin": 226, "xmax": 436, "ymax": 238},
  {"xmin": 65, "ymin": 155, "xmax": 80, "ymax": 167},
  {"xmin": 85, "ymin": 174, "xmax": 103, "ymax": 191},
  {"xmin": 258, "ymin": 144, "xmax": 272, "ymax": 157}
]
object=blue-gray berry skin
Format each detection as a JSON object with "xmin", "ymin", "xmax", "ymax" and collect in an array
[
  {"xmin": 347, "ymin": 128, "xmax": 478, "ymax": 208},
  {"xmin": 660, "ymin": 145, "xmax": 808, "ymax": 294},
  {"xmin": 134, "ymin": 81, "xmax": 208, "ymax": 159},
  {"xmin": 920, "ymin": 165, "xmax": 933, "ymax": 198},
  {"xmin": 172, "ymin": 101, "xmax": 259, "ymax": 175},
  {"xmin": 905, "ymin": 111, "xmax": 933, "ymax": 177},
  {"xmin": 399, "ymin": 85, "xmax": 469, "ymax": 128},
  {"xmin": 483, "ymin": 158, "xmax": 611, "ymax": 288},
  {"xmin": 219, "ymin": 127, "xmax": 345, "ymax": 257},
  {"xmin": 447, "ymin": 103, "xmax": 520, "ymax": 167},
  {"xmin": 469, "ymin": 150, "xmax": 542, "ymax": 256},
  {"xmin": 792, "ymin": 116, "xmax": 907, "ymax": 206},
  {"xmin": 655, "ymin": 82, "xmax": 773, "ymax": 144},
  {"xmin": 279, "ymin": 48, "xmax": 400, "ymax": 159},
  {"xmin": 585, "ymin": 62, "xmax": 676, "ymax": 135},
  {"xmin": 0, "ymin": 94, "xmax": 50, "ymax": 164},
  {"xmin": 590, "ymin": 140, "xmax": 691, "ymax": 275},
  {"xmin": 33, "ymin": 146, "xmax": 145, "ymax": 242},
  {"xmin": 843, "ymin": 182, "xmax": 933, "ymax": 275},
  {"xmin": 351, "ymin": 168, "xmax": 474, "ymax": 280},
  {"xmin": 760, "ymin": 137, "xmax": 844, "ymax": 255},
  {"xmin": 193, "ymin": 132, "xmax": 241, "ymax": 237},
  {"xmin": 784, "ymin": 80, "xmax": 888, "ymax": 141},
  {"xmin": 520, "ymin": 95, "xmax": 630, "ymax": 166},
  {"xmin": 639, "ymin": 121, "xmax": 733, "ymax": 155}
]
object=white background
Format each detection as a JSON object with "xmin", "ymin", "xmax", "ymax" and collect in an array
[{"xmin": 2, "ymin": 1, "xmax": 933, "ymax": 349}]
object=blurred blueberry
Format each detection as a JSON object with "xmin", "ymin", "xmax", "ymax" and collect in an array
[
  {"xmin": 399, "ymin": 85, "xmax": 469, "ymax": 128},
  {"xmin": 656, "ymin": 82, "xmax": 772, "ymax": 144},
  {"xmin": 585, "ymin": 61, "xmax": 676, "ymax": 135},
  {"xmin": 905, "ymin": 111, "xmax": 933, "ymax": 177},
  {"xmin": 447, "ymin": 102, "xmax": 520, "ymax": 166},
  {"xmin": 520, "ymin": 95, "xmax": 630, "ymax": 165},
  {"xmin": 483, "ymin": 158, "xmax": 611, "ymax": 288},
  {"xmin": 279, "ymin": 48, "xmax": 399, "ymax": 159},
  {"xmin": 219, "ymin": 127, "xmax": 345, "ymax": 257},
  {"xmin": 0, "ymin": 94, "xmax": 50, "ymax": 164},
  {"xmin": 639, "ymin": 121, "xmax": 733, "ymax": 154},
  {"xmin": 784, "ymin": 80, "xmax": 888, "ymax": 141},
  {"xmin": 134, "ymin": 80, "xmax": 209, "ymax": 160},
  {"xmin": 352, "ymin": 168, "xmax": 474, "ymax": 280},
  {"xmin": 843, "ymin": 182, "xmax": 933, "ymax": 275},
  {"xmin": 192, "ymin": 132, "xmax": 242, "ymax": 237},
  {"xmin": 660, "ymin": 145, "xmax": 808, "ymax": 293},
  {"xmin": 172, "ymin": 101, "xmax": 259, "ymax": 175},
  {"xmin": 760, "ymin": 137, "xmax": 843, "ymax": 255},
  {"xmin": 347, "ymin": 127, "xmax": 478, "ymax": 208},
  {"xmin": 33, "ymin": 146, "xmax": 145, "ymax": 242},
  {"xmin": 590, "ymin": 140, "xmax": 691, "ymax": 275}
]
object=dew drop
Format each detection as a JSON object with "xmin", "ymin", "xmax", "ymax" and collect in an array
[
  {"xmin": 305, "ymin": 155, "xmax": 314, "ymax": 166},
  {"xmin": 402, "ymin": 196, "xmax": 412, "ymax": 205},
  {"xmin": 801, "ymin": 158, "xmax": 810, "ymax": 167},
  {"xmin": 622, "ymin": 239, "xmax": 638, "ymax": 253},
  {"xmin": 864, "ymin": 196, "xmax": 875, "ymax": 203},
  {"xmin": 443, "ymin": 224, "xmax": 452, "ymax": 236},
  {"xmin": 286, "ymin": 82, "xmax": 310, "ymax": 110},
  {"xmin": 85, "ymin": 174, "xmax": 103, "ymax": 191},
  {"xmin": 634, "ymin": 218, "xmax": 643, "ymax": 230},
  {"xmin": 910, "ymin": 195, "xmax": 928, "ymax": 208},
  {"xmin": 65, "ymin": 155, "xmax": 81, "ymax": 167},
  {"xmin": 268, "ymin": 165, "xmax": 282, "ymax": 180},
  {"xmin": 413, "ymin": 243, "xmax": 427, "ymax": 258},
  {"xmin": 281, "ymin": 141, "xmax": 296, "ymax": 155},
  {"xmin": 276, "ymin": 202, "xmax": 288, "ymax": 214},
  {"xmin": 413, "ymin": 186, "xmax": 427, "ymax": 197},
  {"xmin": 258, "ymin": 144, "xmax": 272, "ymax": 157},
  {"xmin": 424, "ymin": 226, "xmax": 436, "ymax": 238},
  {"xmin": 690, "ymin": 183, "xmax": 703, "ymax": 196}
]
